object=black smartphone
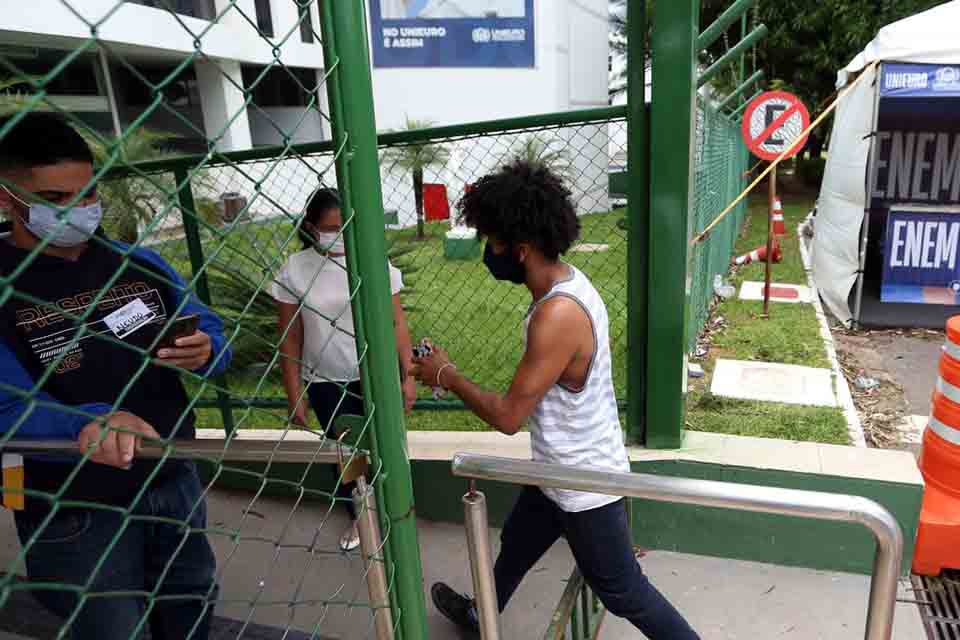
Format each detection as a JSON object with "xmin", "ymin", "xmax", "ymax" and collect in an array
[{"xmin": 156, "ymin": 314, "xmax": 199, "ymax": 352}]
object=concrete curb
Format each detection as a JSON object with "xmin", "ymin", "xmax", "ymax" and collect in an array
[{"xmin": 797, "ymin": 218, "xmax": 867, "ymax": 447}]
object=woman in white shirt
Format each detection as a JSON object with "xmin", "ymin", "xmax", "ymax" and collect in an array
[{"xmin": 271, "ymin": 187, "xmax": 416, "ymax": 551}]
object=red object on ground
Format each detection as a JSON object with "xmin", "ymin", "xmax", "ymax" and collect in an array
[
  {"xmin": 766, "ymin": 285, "xmax": 799, "ymax": 300},
  {"xmin": 423, "ymin": 183, "xmax": 450, "ymax": 222},
  {"xmin": 772, "ymin": 198, "xmax": 786, "ymax": 236},
  {"xmin": 732, "ymin": 241, "xmax": 782, "ymax": 266},
  {"xmin": 914, "ymin": 316, "xmax": 960, "ymax": 576}
]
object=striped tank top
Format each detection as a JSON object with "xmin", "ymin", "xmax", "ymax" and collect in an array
[{"xmin": 524, "ymin": 265, "xmax": 630, "ymax": 512}]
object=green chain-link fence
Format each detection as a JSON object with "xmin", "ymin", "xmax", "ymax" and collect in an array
[
  {"xmin": 114, "ymin": 111, "xmax": 630, "ymax": 425},
  {"xmin": 0, "ymin": 1, "xmax": 419, "ymax": 637},
  {"xmin": 688, "ymin": 98, "xmax": 750, "ymax": 352},
  {"xmin": 0, "ymin": 0, "xmax": 757, "ymax": 636}
]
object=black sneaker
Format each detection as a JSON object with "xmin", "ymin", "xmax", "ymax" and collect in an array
[{"xmin": 431, "ymin": 582, "xmax": 480, "ymax": 633}]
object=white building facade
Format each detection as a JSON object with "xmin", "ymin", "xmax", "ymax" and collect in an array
[{"xmin": 1, "ymin": 0, "xmax": 611, "ymax": 227}]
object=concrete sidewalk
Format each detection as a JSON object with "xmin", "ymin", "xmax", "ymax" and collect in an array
[{"xmin": 0, "ymin": 489, "xmax": 926, "ymax": 639}]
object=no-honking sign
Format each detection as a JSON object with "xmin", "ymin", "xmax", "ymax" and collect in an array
[{"xmin": 742, "ymin": 91, "xmax": 810, "ymax": 161}]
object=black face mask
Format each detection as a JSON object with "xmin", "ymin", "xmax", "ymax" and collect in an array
[{"xmin": 483, "ymin": 242, "xmax": 526, "ymax": 284}]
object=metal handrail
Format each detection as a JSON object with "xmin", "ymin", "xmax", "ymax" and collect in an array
[
  {"xmin": 451, "ymin": 454, "xmax": 903, "ymax": 640},
  {"xmin": 1, "ymin": 437, "xmax": 360, "ymax": 464}
]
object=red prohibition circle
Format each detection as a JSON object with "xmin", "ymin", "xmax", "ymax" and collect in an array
[{"xmin": 741, "ymin": 90, "xmax": 810, "ymax": 161}]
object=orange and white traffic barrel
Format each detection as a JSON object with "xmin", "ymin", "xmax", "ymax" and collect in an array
[
  {"xmin": 772, "ymin": 198, "xmax": 786, "ymax": 236},
  {"xmin": 913, "ymin": 316, "xmax": 960, "ymax": 575}
]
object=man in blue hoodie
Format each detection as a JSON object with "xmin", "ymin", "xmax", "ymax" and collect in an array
[{"xmin": 0, "ymin": 113, "xmax": 232, "ymax": 640}]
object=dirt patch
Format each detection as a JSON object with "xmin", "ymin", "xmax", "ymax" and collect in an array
[{"xmin": 833, "ymin": 327, "xmax": 942, "ymax": 450}]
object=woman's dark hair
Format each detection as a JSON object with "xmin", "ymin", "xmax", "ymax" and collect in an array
[
  {"xmin": 299, "ymin": 186, "xmax": 341, "ymax": 248},
  {"xmin": 457, "ymin": 159, "xmax": 579, "ymax": 260}
]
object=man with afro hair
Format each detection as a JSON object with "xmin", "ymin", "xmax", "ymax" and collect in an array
[{"xmin": 414, "ymin": 160, "xmax": 699, "ymax": 638}]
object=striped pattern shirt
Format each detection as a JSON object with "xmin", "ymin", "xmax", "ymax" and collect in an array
[{"xmin": 525, "ymin": 265, "xmax": 630, "ymax": 512}]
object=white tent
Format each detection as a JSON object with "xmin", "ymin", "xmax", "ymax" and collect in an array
[{"xmin": 812, "ymin": 1, "xmax": 960, "ymax": 324}]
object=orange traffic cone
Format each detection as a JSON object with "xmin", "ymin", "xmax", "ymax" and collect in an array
[
  {"xmin": 732, "ymin": 241, "xmax": 782, "ymax": 266},
  {"xmin": 914, "ymin": 317, "xmax": 960, "ymax": 576},
  {"xmin": 772, "ymin": 198, "xmax": 786, "ymax": 236}
]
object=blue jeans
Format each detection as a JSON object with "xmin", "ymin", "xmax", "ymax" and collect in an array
[
  {"xmin": 494, "ymin": 487, "xmax": 700, "ymax": 639},
  {"xmin": 14, "ymin": 463, "xmax": 217, "ymax": 640}
]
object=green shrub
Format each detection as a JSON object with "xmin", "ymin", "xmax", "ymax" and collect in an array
[{"xmin": 795, "ymin": 157, "xmax": 826, "ymax": 188}]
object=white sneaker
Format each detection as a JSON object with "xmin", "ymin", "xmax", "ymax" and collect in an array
[{"xmin": 339, "ymin": 523, "xmax": 360, "ymax": 552}]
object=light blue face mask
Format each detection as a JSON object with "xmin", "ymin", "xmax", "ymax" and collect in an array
[{"xmin": 4, "ymin": 187, "xmax": 103, "ymax": 247}]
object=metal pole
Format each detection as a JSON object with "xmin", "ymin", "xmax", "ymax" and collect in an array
[
  {"xmin": 173, "ymin": 167, "xmax": 235, "ymax": 434},
  {"xmin": 763, "ymin": 166, "xmax": 776, "ymax": 318},
  {"xmin": 97, "ymin": 48, "xmax": 123, "ymax": 140},
  {"xmin": 697, "ymin": 25, "xmax": 768, "ymax": 88},
  {"xmin": 731, "ymin": 90, "xmax": 761, "ymax": 119},
  {"xmin": 452, "ymin": 454, "xmax": 903, "ymax": 640},
  {"xmin": 717, "ymin": 70, "xmax": 764, "ymax": 112},
  {"xmin": 647, "ymin": 0, "xmax": 699, "ymax": 449},
  {"xmin": 3, "ymin": 437, "xmax": 360, "ymax": 464},
  {"xmin": 853, "ymin": 65, "xmax": 883, "ymax": 329},
  {"xmin": 463, "ymin": 484, "xmax": 501, "ymax": 640},
  {"xmin": 320, "ymin": 3, "xmax": 428, "ymax": 638},
  {"xmin": 696, "ymin": 0, "xmax": 758, "ymax": 51},
  {"xmin": 353, "ymin": 477, "xmax": 395, "ymax": 640},
  {"xmin": 625, "ymin": 0, "xmax": 648, "ymax": 445}
]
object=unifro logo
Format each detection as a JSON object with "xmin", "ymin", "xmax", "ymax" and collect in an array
[
  {"xmin": 472, "ymin": 28, "xmax": 491, "ymax": 43},
  {"xmin": 934, "ymin": 66, "xmax": 960, "ymax": 89}
]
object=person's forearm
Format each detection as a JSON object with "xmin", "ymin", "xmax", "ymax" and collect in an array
[
  {"xmin": 393, "ymin": 298, "xmax": 413, "ymax": 379},
  {"xmin": 280, "ymin": 358, "xmax": 304, "ymax": 416},
  {"xmin": 443, "ymin": 368, "xmax": 522, "ymax": 435}
]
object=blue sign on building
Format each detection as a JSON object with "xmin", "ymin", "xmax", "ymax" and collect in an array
[
  {"xmin": 369, "ymin": 0, "xmax": 535, "ymax": 68},
  {"xmin": 882, "ymin": 208, "xmax": 960, "ymax": 304},
  {"xmin": 880, "ymin": 62, "xmax": 960, "ymax": 98}
]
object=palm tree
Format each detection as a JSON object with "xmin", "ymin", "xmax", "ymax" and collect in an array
[
  {"xmin": 513, "ymin": 135, "xmax": 571, "ymax": 178},
  {"xmin": 380, "ymin": 118, "xmax": 451, "ymax": 240},
  {"xmin": 0, "ymin": 76, "xmax": 39, "ymax": 116},
  {"xmin": 81, "ymin": 128, "xmax": 219, "ymax": 243}
]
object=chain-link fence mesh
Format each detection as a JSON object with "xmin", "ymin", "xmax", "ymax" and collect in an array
[
  {"xmin": 98, "ymin": 114, "xmax": 629, "ymax": 424},
  {"xmin": 688, "ymin": 98, "xmax": 750, "ymax": 352},
  {"xmin": 0, "ymin": 1, "xmax": 399, "ymax": 637}
]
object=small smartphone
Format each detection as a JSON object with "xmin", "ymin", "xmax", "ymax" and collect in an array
[{"xmin": 156, "ymin": 314, "xmax": 199, "ymax": 352}]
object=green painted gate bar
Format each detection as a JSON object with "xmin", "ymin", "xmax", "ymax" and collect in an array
[
  {"xmin": 696, "ymin": 0, "xmax": 757, "ymax": 51},
  {"xmin": 646, "ymin": 0, "xmax": 699, "ymax": 449},
  {"xmin": 320, "ymin": 2, "xmax": 428, "ymax": 638},
  {"xmin": 626, "ymin": 0, "xmax": 649, "ymax": 444}
]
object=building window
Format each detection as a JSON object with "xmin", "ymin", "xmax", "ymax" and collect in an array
[
  {"xmin": 299, "ymin": 2, "xmax": 315, "ymax": 44},
  {"xmin": 254, "ymin": 0, "xmax": 274, "ymax": 37},
  {"xmin": 126, "ymin": 0, "xmax": 216, "ymax": 21},
  {"xmin": 114, "ymin": 63, "xmax": 201, "ymax": 108},
  {"xmin": 241, "ymin": 65, "xmax": 318, "ymax": 108}
]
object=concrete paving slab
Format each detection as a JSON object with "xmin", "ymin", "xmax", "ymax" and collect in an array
[
  {"xmin": 739, "ymin": 281, "xmax": 813, "ymax": 304},
  {"xmin": 711, "ymin": 359, "xmax": 838, "ymax": 407},
  {"xmin": 599, "ymin": 554, "xmax": 925, "ymax": 639}
]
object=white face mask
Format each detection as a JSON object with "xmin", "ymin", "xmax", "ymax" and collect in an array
[
  {"xmin": 4, "ymin": 186, "xmax": 103, "ymax": 247},
  {"xmin": 314, "ymin": 231, "xmax": 346, "ymax": 255}
]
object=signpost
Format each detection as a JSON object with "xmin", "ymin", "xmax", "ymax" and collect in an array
[{"xmin": 742, "ymin": 91, "xmax": 810, "ymax": 317}]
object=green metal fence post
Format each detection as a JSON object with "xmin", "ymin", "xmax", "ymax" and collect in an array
[
  {"xmin": 320, "ymin": 3, "xmax": 428, "ymax": 638},
  {"xmin": 697, "ymin": 25, "xmax": 767, "ymax": 88},
  {"xmin": 173, "ymin": 167, "xmax": 235, "ymax": 434},
  {"xmin": 626, "ymin": 0, "xmax": 648, "ymax": 445},
  {"xmin": 646, "ymin": 0, "xmax": 699, "ymax": 449}
]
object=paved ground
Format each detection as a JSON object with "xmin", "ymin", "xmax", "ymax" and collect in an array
[{"xmin": 0, "ymin": 489, "xmax": 926, "ymax": 639}]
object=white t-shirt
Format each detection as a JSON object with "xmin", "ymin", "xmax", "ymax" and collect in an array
[{"xmin": 271, "ymin": 248, "xmax": 403, "ymax": 383}]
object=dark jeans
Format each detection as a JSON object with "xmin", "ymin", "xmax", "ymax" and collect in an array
[
  {"xmin": 14, "ymin": 462, "xmax": 217, "ymax": 640},
  {"xmin": 306, "ymin": 380, "xmax": 364, "ymax": 520},
  {"xmin": 494, "ymin": 487, "xmax": 700, "ymax": 639}
]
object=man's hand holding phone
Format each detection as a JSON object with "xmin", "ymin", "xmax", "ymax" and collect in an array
[
  {"xmin": 78, "ymin": 412, "xmax": 161, "ymax": 469},
  {"xmin": 155, "ymin": 315, "xmax": 213, "ymax": 371}
]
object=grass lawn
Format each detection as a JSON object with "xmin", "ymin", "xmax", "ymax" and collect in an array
[
  {"xmin": 181, "ymin": 210, "xmax": 628, "ymax": 432},
  {"xmin": 683, "ymin": 193, "xmax": 849, "ymax": 445},
  {"xmin": 174, "ymin": 194, "xmax": 848, "ymax": 445}
]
